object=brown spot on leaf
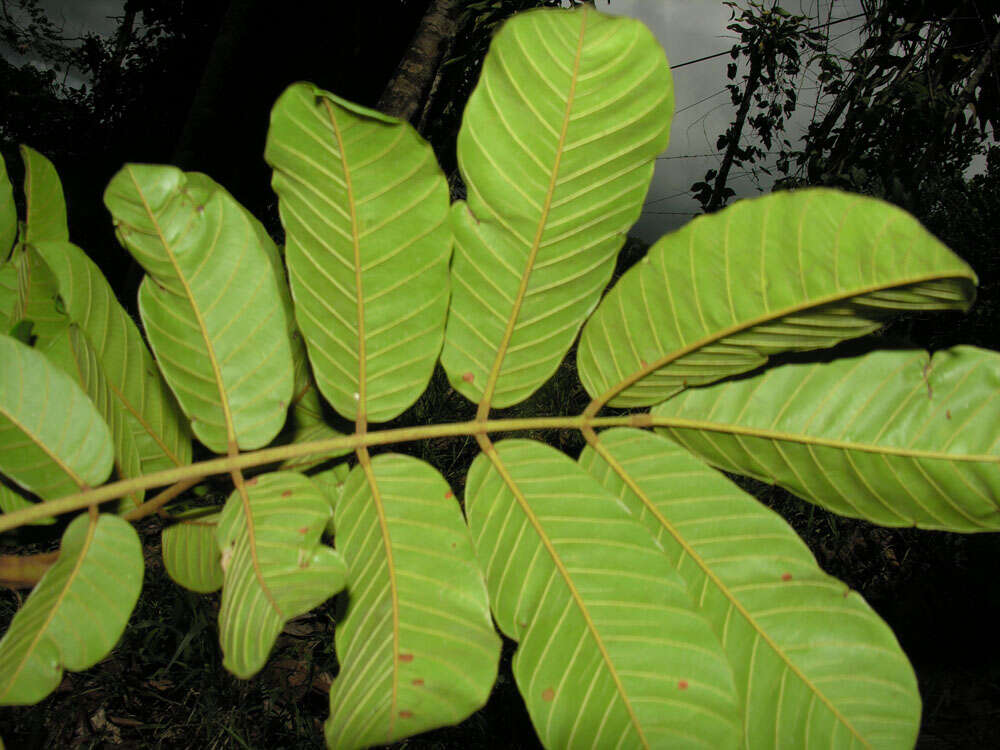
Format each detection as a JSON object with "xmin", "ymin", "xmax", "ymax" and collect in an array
[
  {"xmin": 541, "ymin": 688, "xmax": 555, "ymax": 702},
  {"xmin": 399, "ymin": 653, "xmax": 414, "ymax": 663},
  {"xmin": 462, "ymin": 372, "xmax": 475, "ymax": 383},
  {"xmin": 246, "ymin": 477, "xmax": 258, "ymax": 486},
  {"xmin": 412, "ymin": 678, "xmax": 424, "ymax": 686},
  {"xmin": 298, "ymin": 527, "xmax": 308, "ymax": 534},
  {"xmin": 445, "ymin": 491, "xmax": 453, "ymax": 499},
  {"xmin": 640, "ymin": 359, "xmax": 648, "ymax": 367},
  {"xmin": 281, "ymin": 490, "xmax": 292, "ymax": 497},
  {"xmin": 781, "ymin": 573, "xmax": 792, "ymax": 581},
  {"xmin": 399, "ymin": 710, "xmax": 413, "ymax": 719},
  {"xmin": 946, "ymin": 409, "xmax": 951, "ymax": 419},
  {"xmin": 678, "ymin": 680, "xmax": 688, "ymax": 690}
]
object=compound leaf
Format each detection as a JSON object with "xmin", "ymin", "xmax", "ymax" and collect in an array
[
  {"xmin": 0, "ymin": 333, "xmax": 113, "ymax": 500},
  {"xmin": 578, "ymin": 189, "xmax": 977, "ymax": 408},
  {"xmin": 0, "ymin": 513, "xmax": 143, "ymax": 705},
  {"xmin": 32, "ymin": 240, "xmax": 191, "ymax": 474},
  {"xmin": 466, "ymin": 439, "xmax": 741, "ymax": 749},
  {"xmin": 579, "ymin": 428, "xmax": 920, "ymax": 748},
  {"xmin": 326, "ymin": 454, "xmax": 499, "ymax": 749},
  {"xmin": 216, "ymin": 471, "xmax": 345, "ymax": 678},
  {"xmin": 104, "ymin": 165, "xmax": 294, "ymax": 453},
  {"xmin": 441, "ymin": 6, "xmax": 673, "ymax": 409},
  {"xmin": 652, "ymin": 346, "xmax": 1000, "ymax": 532},
  {"xmin": 267, "ymin": 83, "xmax": 451, "ymax": 423}
]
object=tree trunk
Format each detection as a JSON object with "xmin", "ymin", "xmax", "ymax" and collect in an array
[
  {"xmin": 377, "ymin": 0, "xmax": 460, "ymax": 122},
  {"xmin": 707, "ymin": 54, "xmax": 762, "ymax": 213}
]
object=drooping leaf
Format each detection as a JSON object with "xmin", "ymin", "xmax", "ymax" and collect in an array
[
  {"xmin": 579, "ymin": 428, "xmax": 921, "ymax": 748},
  {"xmin": 0, "ymin": 333, "xmax": 113, "ymax": 500},
  {"xmin": 162, "ymin": 509, "xmax": 223, "ymax": 594},
  {"xmin": 309, "ymin": 461, "xmax": 349, "ymax": 535},
  {"xmin": 652, "ymin": 346, "xmax": 1000, "ymax": 532},
  {"xmin": 0, "ymin": 153, "xmax": 15, "ymax": 259},
  {"xmin": 20, "ymin": 145, "xmax": 68, "ymax": 244},
  {"xmin": 440, "ymin": 6, "xmax": 673, "ymax": 409},
  {"xmin": 465, "ymin": 439, "xmax": 741, "ymax": 748},
  {"xmin": 266, "ymin": 83, "xmax": 451, "ymax": 423},
  {"xmin": 216, "ymin": 471, "xmax": 345, "ymax": 678},
  {"xmin": 104, "ymin": 165, "xmax": 295, "ymax": 453},
  {"xmin": 31, "ymin": 240, "xmax": 191, "ymax": 474},
  {"xmin": 40, "ymin": 324, "xmax": 144, "ymax": 511},
  {"xmin": 0, "ymin": 513, "xmax": 143, "ymax": 705},
  {"xmin": 578, "ymin": 188, "xmax": 977, "ymax": 408},
  {"xmin": 326, "ymin": 454, "xmax": 499, "ymax": 748}
]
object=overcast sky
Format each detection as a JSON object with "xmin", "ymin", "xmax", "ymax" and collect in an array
[{"xmin": 28, "ymin": 0, "xmax": 866, "ymax": 241}]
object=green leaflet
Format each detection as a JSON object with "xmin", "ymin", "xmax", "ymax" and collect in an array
[
  {"xmin": 216, "ymin": 471, "xmax": 345, "ymax": 678},
  {"xmin": 578, "ymin": 189, "xmax": 977, "ymax": 408},
  {"xmin": 0, "ymin": 333, "xmax": 113, "ymax": 500},
  {"xmin": 327, "ymin": 454, "xmax": 499, "ymax": 748},
  {"xmin": 0, "ymin": 513, "xmax": 143, "ymax": 705},
  {"xmin": 32, "ymin": 240, "xmax": 191, "ymax": 474},
  {"xmin": 105, "ymin": 165, "xmax": 295, "ymax": 453},
  {"xmin": 440, "ymin": 6, "xmax": 673, "ymax": 409},
  {"xmin": 162, "ymin": 509, "xmax": 223, "ymax": 594},
  {"xmin": 580, "ymin": 429, "xmax": 921, "ymax": 748},
  {"xmin": 0, "ymin": 481, "xmax": 54, "ymax": 526},
  {"xmin": 40, "ymin": 324, "xmax": 144, "ymax": 511},
  {"xmin": 652, "ymin": 346, "xmax": 1000, "ymax": 532},
  {"xmin": 0, "ymin": 152, "xmax": 15, "ymax": 258},
  {"xmin": 266, "ymin": 83, "xmax": 451, "ymax": 424},
  {"xmin": 466, "ymin": 440, "xmax": 741, "ymax": 749},
  {"xmin": 10, "ymin": 244, "xmax": 66, "ymax": 346},
  {"xmin": 20, "ymin": 145, "xmax": 68, "ymax": 244},
  {"xmin": 0, "ymin": 261, "xmax": 16, "ymax": 333}
]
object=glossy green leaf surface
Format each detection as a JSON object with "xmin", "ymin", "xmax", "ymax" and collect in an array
[
  {"xmin": 266, "ymin": 83, "xmax": 451, "ymax": 423},
  {"xmin": 41, "ymin": 324, "xmax": 144, "ymax": 510},
  {"xmin": 440, "ymin": 6, "xmax": 673, "ymax": 408},
  {"xmin": 466, "ymin": 439, "xmax": 741, "ymax": 749},
  {"xmin": 105, "ymin": 165, "xmax": 294, "ymax": 453},
  {"xmin": 653, "ymin": 346, "xmax": 1000, "ymax": 532},
  {"xmin": 216, "ymin": 471, "xmax": 345, "ymax": 678},
  {"xmin": 0, "ymin": 513, "xmax": 143, "ymax": 705},
  {"xmin": 32, "ymin": 240, "xmax": 191, "ymax": 474},
  {"xmin": 162, "ymin": 510, "xmax": 223, "ymax": 594},
  {"xmin": 0, "ymin": 153, "xmax": 15, "ymax": 258},
  {"xmin": 0, "ymin": 333, "xmax": 113, "ymax": 500},
  {"xmin": 20, "ymin": 145, "xmax": 68, "ymax": 244},
  {"xmin": 580, "ymin": 428, "xmax": 921, "ymax": 748},
  {"xmin": 578, "ymin": 189, "xmax": 977, "ymax": 408},
  {"xmin": 327, "ymin": 454, "xmax": 499, "ymax": 749}
]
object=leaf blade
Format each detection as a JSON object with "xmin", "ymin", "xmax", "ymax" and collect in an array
[
  {"xmin": 652, "ymin": 346, "xmax": 1000, "ymax": 531},
  {"xmin": 579, "ymin": 428, "xmax": 921, "ymax": 748},
  {"xmin": 578, "ymin": 189, "xmax": 977, "ymax": 408},
  {"xmin": 441, "ymin": 6, "xmax": 674, "ymax": 408}
]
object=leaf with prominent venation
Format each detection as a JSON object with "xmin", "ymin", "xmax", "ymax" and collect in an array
[
  {"xmin": 579, "ymin": 428, "xmax": 921, "ymax": 748},
  {"xmin": 652, "ymin": 346, "xmax": 1000, "ymax": 532},
  {"xmin": 0, "ymin": 513, "xmax": 143, "ymax": 705},
  {"xmin": 266, "ymin": 83, "xmax": 451, "ymax": 423},
  {"xmin": 578, "ymin": 189, "xmax": 977, "ymax": 408},
  {"xmin": 10, "ymin": 244, "xmax": 65, "ymax": 345},
  {"xmin": 0, "ymin": 333, "xmax": 113, "ymax": 500},
  {"xmin": 32, "ymin": 240, "xmax": 191, "ymax": 475},
  {"xmin": 1, "ymin": 153, "xmax": 15, "ymax": 258},
  {"xmin": 20, "ymin": 145, "xmax": 68, "ymax": 244},
  {"xmin": 440, "ymin": 6, "xmax": 673, "ymax": 409},
  {"xmin": 465, "ymin": 439, "xmax": 741, "ymax": 749},
  {"xmin": 216, "ymin": 471, "xmax": 345, "ymax": 678},
  {"xmin": 162, "ymin": 509, "xmax": 223, "ymax": 593},
  {"xmin": 40, "ymin": 324, "xmax": 144, "ymax": 511},
  {"xmin": 104, "ymin": 165, "xmax": 294, "ymax": 453},
  {"xmin": 326, "ymin": 454, "xmax": 499, "ymax": 749}
]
